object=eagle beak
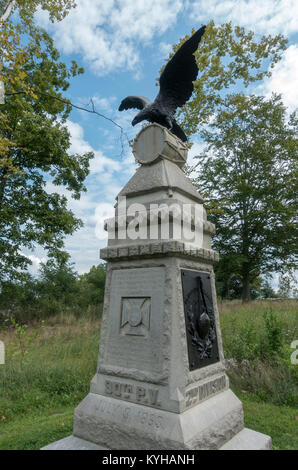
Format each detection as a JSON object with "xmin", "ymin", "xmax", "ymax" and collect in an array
[{"xmin": 132, "ymin": 116, "xmax": 141, "ymax": 126}]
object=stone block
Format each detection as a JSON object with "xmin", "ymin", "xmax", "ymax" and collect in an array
[
  {"xmin": 73, "ymin": 389, "xmax": 243, "ymax": 450},
  {"xmin": 220, "ymin": 428, "xmax": 272, "ymax": 450},
  {"xmin": 41, "ymin": 435, "xmax": 106, "ymax": 450}
]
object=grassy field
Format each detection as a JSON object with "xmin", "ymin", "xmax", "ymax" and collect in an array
[{"xmin": 0, "ymin": 301, "xmax": 297, "ymax": 450}]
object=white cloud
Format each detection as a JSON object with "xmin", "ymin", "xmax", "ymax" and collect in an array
[
  {"xmin": 66, "ymin": 120, "xmax": 91, "ymax": 154},
  {"xmin": 63, "ymin": 222, "xmax": 108, "ymax": 273},
  {"xmin": 66, "ymin": 118, "xmax": 137, "ymax": 183},
  {"xmin": 46, "ymin": 180, "xmax": 97, "ymax": 216},
  {"xmin": 94, "ymin": 202, "xmax": 115, "ymax": 240},
  {"xmin": 22, "ymin": 253, "xmax": 46, "ymax": 266},
  {"xmin": 188, "ymin": 0, "xmax": 298, "ymax": 35},
  {"xmin": 36, "ymin": 0, "xmax": 183, "ymax": 75},
  {"xmin": 159, "ymin": 42, "xmax": 172, "ymax": 57},
  {"xmin": 66, "ymin": 120, "xmax": 122, "ymax": 175},
  {"xmin": 257, "ymin": 45, "xmax": 298, "ymax": 113},
  {"xmin": 188, "ymin": 139, "xmax": 206, "ymax": 167},
  {"xmin": 75, "ymin": 95, "xmax": 117, "ymax": 118},
  {"xmin": 48, "ymin": 119, "xmax": 125, "ymax": 211},
  {"xmin": 92, "ymin": 95, "xmax": 117, "ymax": 114},
  {"xmin": 20, "ymin": 252, "xmax": 47, "ymax": 276}
]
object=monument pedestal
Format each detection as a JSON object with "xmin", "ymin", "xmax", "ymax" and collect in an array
[{"xmin": 42, "ymin": 124, "xmax": 271, "ymax": 450}]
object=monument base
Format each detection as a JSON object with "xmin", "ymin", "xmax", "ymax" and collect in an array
[
  {"xmin": 220, "ymin": 428, "xmax": 272, "ymax": 450},
  {"xmin": 41, "ymin": 435, "xmax": 107, "ymax": 450},
  {"xmin": 41, "ymin": 389, "xmax": 271, "ymax": 450},
  {"xmin": 42, "ymin": 429, "xmax": 271, "ymax": 451}
]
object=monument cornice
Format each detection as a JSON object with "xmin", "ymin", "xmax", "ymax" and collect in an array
[{"xmin": 100, "ymin": 241, "xmax": 220, "ymax": 263}]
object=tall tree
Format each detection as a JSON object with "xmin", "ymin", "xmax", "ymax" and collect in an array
[
  {"xmin": 0, "ymin": 1, "xmax": 76, "ymax": 153},
  {"xmin": 79, "ymin": 264, "xmax": 106, "ymax": 305},
  {"xmin": 0, "ymin": 28, "xmax": 93, "ymax": 281},
  {"xmin": 277, "ymin": 272, "xmax": 297, "ymax": 298},
  {"xmin": 194, "ymin": 93, "xmax": 297, "ymax": 302},
  {"xmin": 38, "ymin": 258, "xmax": 78, "ymax": 302},
  {"xmin": 161, "ymin": 21, "xmax": 287, "ymax": 138},
  {"xmin": 0, "ymin": 0, "xmax": 75, "ymax": 23},
  {"xmin": 0, "ymin": 1, "xmax": 76, "ymax": 94}
]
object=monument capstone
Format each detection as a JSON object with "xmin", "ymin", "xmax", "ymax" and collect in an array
[{"xmin": 43, "ymin": 123, "xmax": 272, "ymax": 450}]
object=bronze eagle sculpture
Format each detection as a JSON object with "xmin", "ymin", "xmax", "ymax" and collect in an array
[{"xmin": 118, "ymin": 25, "xmax": 206, "ymax": 142}]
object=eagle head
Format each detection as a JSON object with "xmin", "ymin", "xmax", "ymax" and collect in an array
[{"xmin": 132, "ymin": 111, "xmax": 147, "ymax": 126}]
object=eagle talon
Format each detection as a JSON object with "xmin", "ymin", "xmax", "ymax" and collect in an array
[{"xmin": 165, "ymin": 117, "xmax": 173, "ymax": 131}]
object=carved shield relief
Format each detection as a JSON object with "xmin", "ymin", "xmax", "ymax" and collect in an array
[
  {"xmin": 120, "ymin": 297, "xmax": 151, "ymax": 336},
  {"xmin": 181, "ymin": 269, "xmax": 219, "ymax": 371}
]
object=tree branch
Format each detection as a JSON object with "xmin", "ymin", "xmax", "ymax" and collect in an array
[
  {"xmin": 5, "ymin": 90, "xmax": 130, "ymax": 157},
  {"xmin": 0, "ymin": 1, "xmax": 16, "ymax": 24}
]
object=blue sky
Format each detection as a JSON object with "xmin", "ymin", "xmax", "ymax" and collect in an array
[{"xmin": 22, "ymin": 0, "xmax": 298, "ymax": 290}]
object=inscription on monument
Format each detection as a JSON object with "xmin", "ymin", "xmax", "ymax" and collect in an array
[
  {"xmin": 105, "ymin": 379, "xmax": 161, "ymax": 407},
  {"xmin": 185, "ymin": 375, "xmax": 226, "ymax": 408},
  {"xmin": 95, "ymin": 396, "xmax": 164, "ymax": 430}
]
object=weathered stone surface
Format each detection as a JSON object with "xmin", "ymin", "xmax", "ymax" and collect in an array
[
  {"xmin": 102, "ymin": 267, "xmax": 166, "ymax": 378},
  {"xmin": 100, "ymin": 242, "xmax": 219, "ymax": 263},
  {"xmin": 73, "ymin": 390, "xmax": 243, "ymax": 450},
  {"xmin": 43, "ymin": 427, "xmax": 272, "ymax": 451},
  {"xmin": 41, "ymin": 435, "xmax": 107, "ymax": 450},
  {"xmin": 118, "ymin": 157, "xmax": 203, "ymax": 203},
  {"xmin": 132, "ymin": 123, "xmax": 188, "ymax": 167},
  {"xmin": 220, "ymin": 428, "xmax": 272, "ymax": 450}
]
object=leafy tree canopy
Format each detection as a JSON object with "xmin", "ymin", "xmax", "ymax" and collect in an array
[
  {"xmin": 0, "ymin": 1, "xmax": 76, "ymax": 98},
  {"xmin": 194, "ymin": 93, "xmax": 297, "ymax": 301},
  {"xmin": 1, "ymin": 0, "xmax": 76, "ymax": 22},
  {"xmin": 161, "ymin": 21, "xmax": 287, "ymax": 138},
  {"xmin": 0, "ymin": 260, "xmax": 106, "ymax": 323},
  {"xmin": 0, "ymin": 23, "xmax": 93, "ymax": 281}
]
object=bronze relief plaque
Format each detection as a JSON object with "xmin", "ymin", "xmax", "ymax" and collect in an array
[{"xmin": 181, "ymin": 269, "xmax": 219, "ymax": 371}]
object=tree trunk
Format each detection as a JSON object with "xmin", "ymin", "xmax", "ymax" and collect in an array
[
  {"xmin": 242, "ymin": 265, "xmax": 250, "ymax": 303},
  {"xmin": 0, "ymin": 1, "xmax": 16, "ymax": 24},
  {"xmin": 0, "ymin": 166, "xmax": 8, "ymax": 211}
]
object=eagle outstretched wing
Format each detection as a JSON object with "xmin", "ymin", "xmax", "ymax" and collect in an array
[
  {"xmin": 157, "ymin": 25, "xmax": 206, "ymax": 113},
  {"xmin": 118, "ymin": 95, "xmax": 152, "ymax": 111}
]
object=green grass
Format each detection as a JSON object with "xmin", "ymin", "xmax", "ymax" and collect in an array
[
  {"xmin": 219, "ymin": 299, "xmax": 298, "ymax": 361},
  {"xmin": 241, "ymin": 394, "xmax": 298, "ymax": 450},
  {"xmin": 220, "ymin": 300, "xmax": 298, "ymax": 407},
  {"xmin": 0, "ymin": 315, "xmax": 99, "ymax": 448},
  {"xmin": 0, "ymin": 301, "xmax": 297, "ymax": 450},
  {"xmin": 0, "ymin": 397, "xmax": 296, "ymax": 450},
  {"xmin": 0, "ymin": 407, "xmax": 74, "ymax": 450}
]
